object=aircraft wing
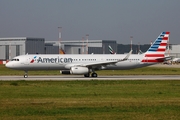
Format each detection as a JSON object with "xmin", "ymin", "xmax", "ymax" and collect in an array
[{"xmin": 85, "ymin": 50, "xmax": 132, "ymax": 67}]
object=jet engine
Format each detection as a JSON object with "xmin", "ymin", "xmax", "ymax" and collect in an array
[
  {"xmin": 60, "ymin": 67, "xmax": 89, "ymax": 75},
  {"xmin": 70, "ymin": 66, "xmax": 89, "ymax": 74}
]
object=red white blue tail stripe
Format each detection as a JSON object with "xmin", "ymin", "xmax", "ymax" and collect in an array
[{"xmin": 141, "ymin": 32, "xmax": 170, "ymax": 63}]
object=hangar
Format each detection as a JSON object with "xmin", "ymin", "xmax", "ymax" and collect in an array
[
  {"xmin": 0, "ymin": 37, "xmax": 44, "ymax": 60},
  {"xmin": 45, "ymin": 40, "xmax": 117, "ymax": 54}
]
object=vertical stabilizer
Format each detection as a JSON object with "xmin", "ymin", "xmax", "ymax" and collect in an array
[{"xmin": 142, "ymin": 32, "xmax": 170, "ymax": 63}]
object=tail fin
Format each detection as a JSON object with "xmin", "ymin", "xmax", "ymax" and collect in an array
[
  {"xmin": 108, "ymin": 45, "xmax": 115, "ymax": 54},
  {"xmin": 60, "ymin": 48, "xmax": 65, "ymax": 54},
  {"xmin": 142, "ymin": 32, "xmax": 170, "ymax": 63}
]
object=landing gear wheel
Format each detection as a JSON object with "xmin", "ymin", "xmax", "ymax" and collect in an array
[
  {"xmin": 24, "ymin": 71, "xmax": 28, "ymax": 78},
  {"xmin": 84, "ymin": 73, "xmax": 90, "ymax": 77},
  {"xmin": 91, "ymin": 73, "xmax": 98, "ymax": 77},
  {"xmin": 24, "ymin": 74, "xmax": 28, "ymax": 78}
]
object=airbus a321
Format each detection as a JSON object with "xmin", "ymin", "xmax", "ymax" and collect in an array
[{"xmin": 6, "ymin": 32, "xmax": 170, "ymax": 78}]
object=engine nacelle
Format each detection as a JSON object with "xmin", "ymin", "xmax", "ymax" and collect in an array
[
  {"xmin": 70, "ymin": 66, "xmax": 89, "ymax": 75},
  {"xmin": 60, "ymin": 70, "xmax": 71, "ymax": 74}
]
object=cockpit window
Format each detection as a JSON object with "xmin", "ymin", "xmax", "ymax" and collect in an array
[{"xmin": 11, "ymin": 59, "xmax": 19, "ymax": 61}]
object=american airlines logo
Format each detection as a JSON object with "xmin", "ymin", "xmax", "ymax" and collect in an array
[
  {"xmin": 30, "ymin": 56, "xmax": 37, "ymax": 63},
  {"xmin": 31, "ymin": 56, "xmax": 73, "ymax": 63}
]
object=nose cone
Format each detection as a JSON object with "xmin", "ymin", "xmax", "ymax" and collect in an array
[{"xmin": 5, "ymin": 62, "xmax": 13, "ymax": 69}]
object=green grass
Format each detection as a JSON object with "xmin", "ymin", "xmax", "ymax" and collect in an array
[
  {"xmin": 0, "ymin": 80, "xmax": 180, "ymax": 120},
  {"xmin": 1, "ymin": 64, "xmax": 180, "ymax": 75}
]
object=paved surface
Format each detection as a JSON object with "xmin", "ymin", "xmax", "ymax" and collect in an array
[
  {"xmin": 1, "ymin": 64, "xmax": 180, "ymax": 81},
  {"xmin": 149, "ymin": 64, "xmax": 180, "ymax": 68},
  {"xmin": 0, "ymin": 75, "xmax": 180, "ymax": 81}
]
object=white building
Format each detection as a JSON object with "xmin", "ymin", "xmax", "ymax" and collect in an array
[{"xmin": 166, "ymin": 44, "xmax": 180, "ymax": 58}]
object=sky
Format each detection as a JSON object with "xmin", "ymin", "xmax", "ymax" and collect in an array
[{"xmin": 0, "ymin": 0, "xmax": 180, "ymax": 44}]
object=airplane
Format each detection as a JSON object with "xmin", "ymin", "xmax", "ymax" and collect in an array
[
  {"xmin": 108, "ymin": 45, "xmax": 116, "ymax": 54},
  {"xmin": 60, "ymin": 48, "xmax": 65, "ymax": 54},
  {"xmin": 5, "ymin": 32, "xmax": 170, "ymax": 78},
  {"xmin": 172, "ymin": 58, "xmax": 180, "ymax": 63}
]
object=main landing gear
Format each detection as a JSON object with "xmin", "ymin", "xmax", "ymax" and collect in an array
[
  {"xmin": 24, "ymin": 71, "xmax": 28, "ymax": 78},
  {"xmin": 84, "ymin": 72, "xmax": 98, "ymax": 77}
]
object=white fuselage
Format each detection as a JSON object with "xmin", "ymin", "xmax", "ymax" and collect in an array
[{"xmin": 6, "ymin": 54, "xmax": 155, "ymax": 71}]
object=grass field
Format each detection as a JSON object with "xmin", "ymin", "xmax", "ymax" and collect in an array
[
  {"xmin": 0, "ymin": 80, "xmax": 180, "ymax": 120},
  {"xmin": 1, "ymin": 65, "xmax": 180, "ymax": 119}
]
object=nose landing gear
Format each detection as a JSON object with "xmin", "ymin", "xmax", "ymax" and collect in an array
[{"xmin": 24, "ymin": 71, "xmax": 28, "ymax": 78}]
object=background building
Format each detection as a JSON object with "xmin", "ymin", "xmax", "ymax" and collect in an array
[
  {"xmin": 44, "ymin": 42, "xmax": 59, "ymax": 54},
  {"xmin": 166, "ymin": 44, "xmax": 180, "ymax": 58},
  {"xmin": 117, "ymin": 44, "xmax": 151, "ymax": 54},
  {"xmin": 45, "ymin": 40, "xmax": 117, "ymax": 54},
  {"xmin": 0, "ymin": 37, "xmax": 44, "ymax": 60},
  {"xmin": 62, "ymin": 40, "xmax": 117, "ymax": 54}
]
